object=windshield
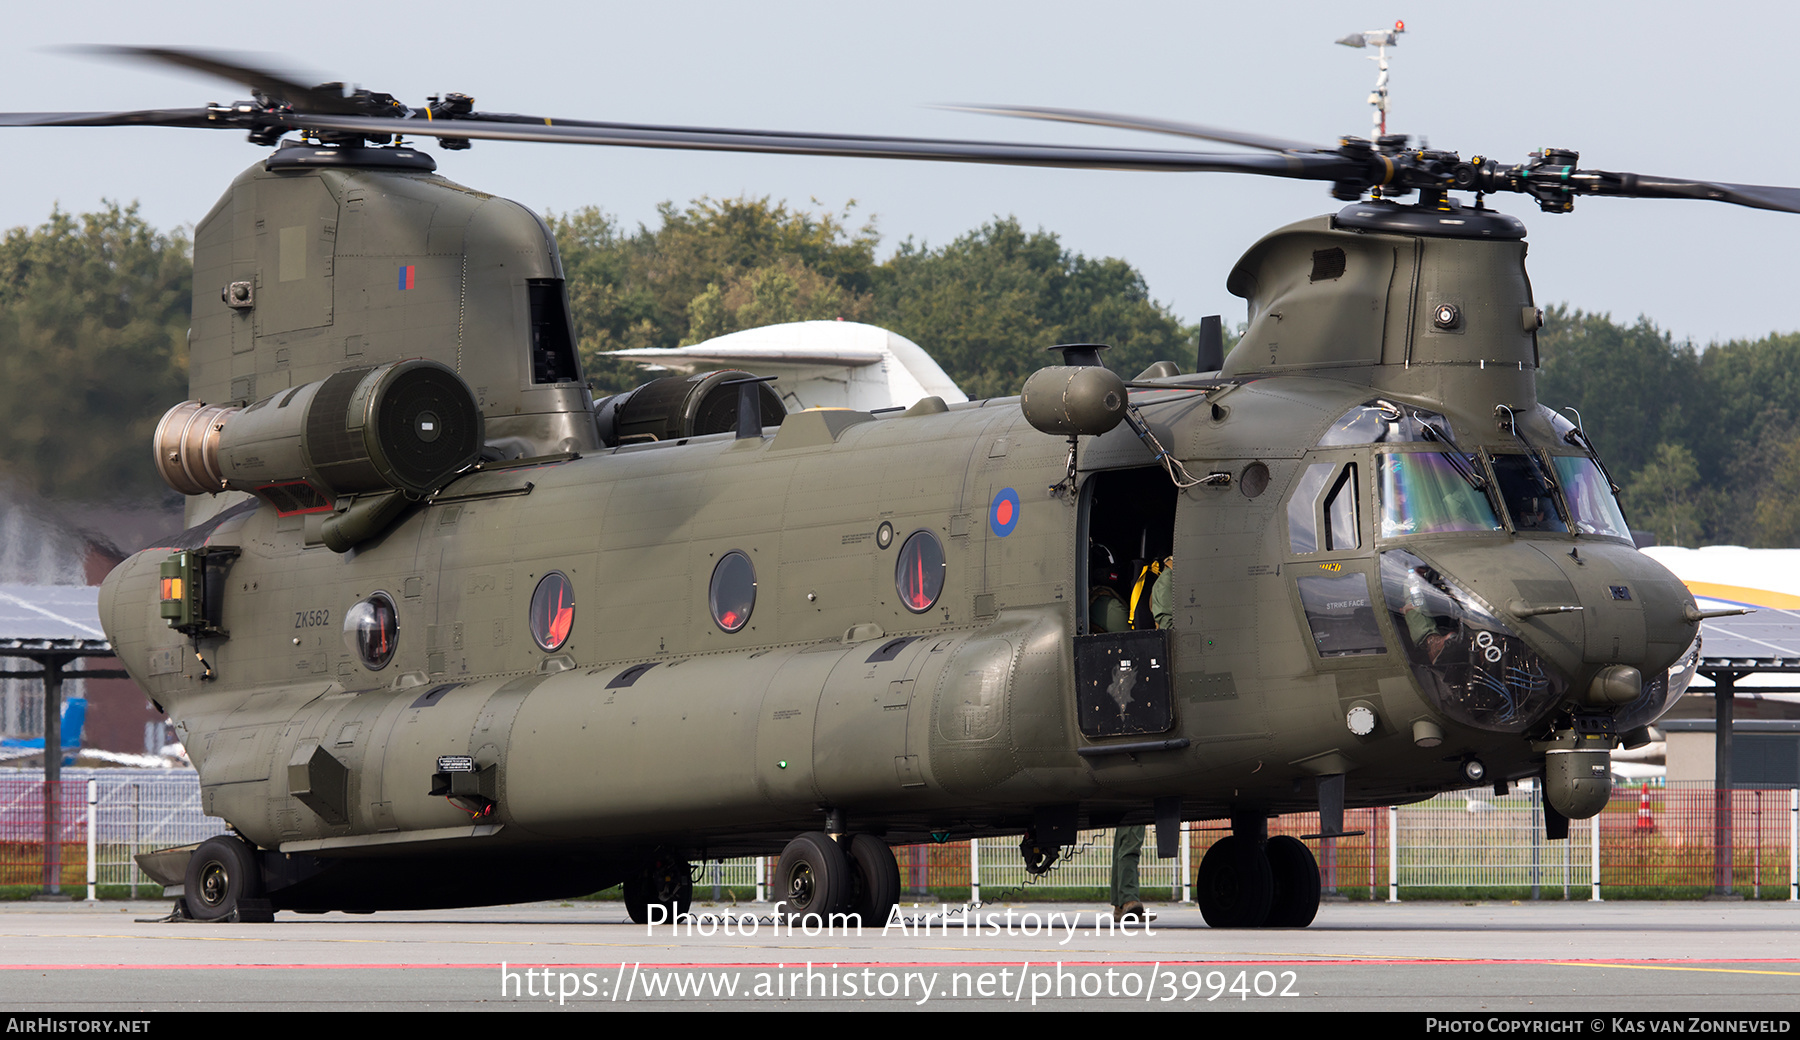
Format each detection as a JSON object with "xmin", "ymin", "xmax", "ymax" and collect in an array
[
  {"xmin": 1378, "ymin": 453, "xmax": 1503, "ymax": 537},
  {"xmin": 1490, "ymin": 453, "xmax": 1568, "ymax": 533},
  {"xmin": 1551, "ymin": 456, "xmax": 1632, "ymax": 538}
]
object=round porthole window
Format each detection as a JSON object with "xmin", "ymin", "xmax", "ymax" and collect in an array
[
  {"xmin": 895, "ymin": 530, "xmax": 946, "ymax": 613},
  {"xmin": 529, "ymin": 571, "xmax": 575, "ymax": 652},
  {"xmin": 343, "ymin": 592, "xmax": 398, "ymax": 671},
  {"xmin": 710, "ymin": 551, "xmax": 756, "ymax": 632}
]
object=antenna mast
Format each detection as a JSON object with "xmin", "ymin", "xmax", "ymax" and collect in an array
[{"xmin": 1337, "ymin": 19, "xmax": 1406, "ymax": 138}]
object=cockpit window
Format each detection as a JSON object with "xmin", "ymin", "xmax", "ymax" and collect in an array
[
  {"xmin": 1489, "ymin": 454, "xmax": 1569, "ymax": 533},
  {"xmin": 1318, "ymin": 402, "xmax": 1453, "ymax": 446},
  {"xmin": 1288, "ymin": 464, "xmax": 1332, "ymax": 553},
  {"xmin": 1289, "ymin": 462, "xmax": 1361, "ymax": 553},
  {"xmin": 1377, "ymin": 453, "xmax": 1502, "ymax": 537},
  {"xmin": 1551, "ymin": 456, "xmax": 1632, "ymax": 538}
]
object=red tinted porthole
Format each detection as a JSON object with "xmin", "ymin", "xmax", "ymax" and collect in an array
[
  {"xmin": 530, "ymin": 571, "xmax": 575, "ymax": 652},
  {"xmin": 343, "ymin": 591, "xmax": 398, "ymax": 671},
  {"xmin": 710, "ymin": 551, "xmax": 756, "ymax": 632},
  {"xmin": 896, "ymin": 530, "xmax": 946, "ymax": 613}
]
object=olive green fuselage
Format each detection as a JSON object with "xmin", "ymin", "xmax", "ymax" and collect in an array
[
  {"xmin": 99, "ymin": 370, "xmax": 1693, "ymax": 864},
  {"xmin": 98, "ymin": 161, "xmax": 1700, "ymax": 898}
]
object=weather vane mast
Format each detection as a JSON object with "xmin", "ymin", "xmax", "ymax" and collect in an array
[{"xmin": 1337, "ymin": 19, "xmax": 1405, "ymax": 138}]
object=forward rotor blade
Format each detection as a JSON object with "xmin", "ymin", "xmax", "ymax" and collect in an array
[
  {"xmin": 1607, "ymin": 173, "xmax": 1800, "ymax": 214},
  {"xmin": 0, "ymin": 107, "xmax": 217, "ymax": 129},
  {"xmin": 285, "ymin": 111, "xmax": 1358, "ymax": 177},
  {"xmin": 69, "ymin": 46, "xmax": 365, "ymax": 115},
  {"xmin": 943, "ymin": 104, "xmax": 1325, "ymax": 154}
]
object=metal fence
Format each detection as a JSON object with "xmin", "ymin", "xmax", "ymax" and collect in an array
[
  {"xmin": 0, "ymin": 768, "xmax": 226, "ymax": 893},
  {"xmin": 2, "ymin": 770, "xmax": 1793, "ymax": 902},
  {"xmin": 700, "ymin": 783, "xmax": 1799, "ymax": 903}
]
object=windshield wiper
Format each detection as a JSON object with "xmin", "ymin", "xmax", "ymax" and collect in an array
[{"xmin": 1417, "ymin": 419, "xmax": 1488, "ymax": 491}]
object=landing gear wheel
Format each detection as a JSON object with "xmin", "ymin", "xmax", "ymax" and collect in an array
[
  {"xmin": 1262, "ymin": 835, "xmax": 1321, "ymax": 928},
  {"xmin": 182, "ymin": 835, "xmax": 262, "ymax": 922},
  {"xmin": 844, "ymin": 834, "xmax": 900, "ymax": 926},
  {"xmin": 1194, "ymin": 835, "xmax": 1272, "ymax": 928},
  {"xmin": 624, "ymin": 860, "xmax": 694, "ymax": 925},
  {"xmin": 774, "ymin": 832, "xmax": 850, "ymax": 922}
]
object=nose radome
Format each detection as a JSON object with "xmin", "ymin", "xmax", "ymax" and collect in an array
[
  {"xmin": 1415, "ymin": 539, "xmax": 1695, "ymax": 689},
  {"xmin": 1520, "ymin": 540, "xmax": 1696, "ymax": 682}
]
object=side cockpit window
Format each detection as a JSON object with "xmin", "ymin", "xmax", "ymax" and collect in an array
[{"xmin": 1288, "ymin": 462, "xmax": 1360, "ymax": 554}]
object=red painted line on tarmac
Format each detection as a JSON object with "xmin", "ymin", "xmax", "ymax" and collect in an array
[{"xmin": 6, "ymin": 957, "xmax": 1799, "ymax": 971}]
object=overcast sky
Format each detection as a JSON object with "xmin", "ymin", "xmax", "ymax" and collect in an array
[{"xmin": 3, "ymin": 0, "xmax": 1794, "ymax": 349}]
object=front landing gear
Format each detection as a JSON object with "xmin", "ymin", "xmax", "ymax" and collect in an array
[
  {"xmin": 773, "ymin": 832, "xmax": 901, "ymax": 925},
  {"xmin": 1194, "ymin": 835, "xmax": 1271, "ymax": 928},
  {"xmin": 774, "ymin": 831, "xmax": 851, "ymax": 921},
  {"xmin": 1194, "ymin": 833, "xmax": 1321, "ymax": 929},
  {"xmin": 845, "ymin": 833, "xmax": 900, "ymax": 926},
  {"xmin": 1263, "ymin": 836, "xmax": 1321, "ymax": 928}
]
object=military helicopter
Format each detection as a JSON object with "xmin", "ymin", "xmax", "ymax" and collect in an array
[{"xmin": 4, "ymin": 45, "xmax": 1786, "ymax": 928}]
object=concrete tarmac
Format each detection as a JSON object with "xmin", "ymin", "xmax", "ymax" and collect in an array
[{"xmin": 2, "ymin": 897, "xmax": 1798, "ymax": 1012}]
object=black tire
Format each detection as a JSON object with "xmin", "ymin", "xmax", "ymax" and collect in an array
[
  {"xmin": 1262, "ymin": 835, "xmax": 1321, "ymax": 928},
  {"xmin": 773, "ymin": 832, "xmax": 851, "ymax": 922},
  {"xmin": 183, "ymin": 835, "xmax": 262, "ymax": 922},
  {"xmin": 845, "ymin": 834, "xmax": 900, "ymax": 927},
  {"xmin": 623, "ymin": 875, "xmax": 650, "ymax": 925},
  {"xmin": 1194, "ymin": 835, "xmax": 1272, "ymax": 928},
  {"xmin": 624, "ymin": 862, "xmax": 693, "ymax": 925}
]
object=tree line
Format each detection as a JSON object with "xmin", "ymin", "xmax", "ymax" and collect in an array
[{"xmin": 1, "ymin": 199, "xmax": 1794, "ymax": 550}]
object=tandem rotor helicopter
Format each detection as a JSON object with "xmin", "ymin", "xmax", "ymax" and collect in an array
[{"xmin": 3, "ymin": 42, "xmax": 1790, "ymax": 929}]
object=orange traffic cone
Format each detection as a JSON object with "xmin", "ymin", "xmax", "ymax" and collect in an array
[{"xmin": 1635, "ymin": 782, "xmax": 1657, "ymax": 833}]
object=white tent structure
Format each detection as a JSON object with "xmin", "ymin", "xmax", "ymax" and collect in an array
[{"xmin": 607, "ymin": 320, "xmax": 967, "ymax": 413}]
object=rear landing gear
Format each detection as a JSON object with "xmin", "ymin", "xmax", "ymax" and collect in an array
[
  {"xmin": 624, "ymin": 858, "xmax": 693, "ymax": 925},
  {"xmin": 1194, "ymin": 834, "xmax": 1322, "ymax": 928},
  {"xmin": 181, "ymin": 834, "xmax": 264, "ymax": 922}
]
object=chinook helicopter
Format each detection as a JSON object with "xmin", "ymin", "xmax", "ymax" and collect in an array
[{"xmin": 3, "ymin": 46, "xmax": 1786, "ymax": 929}]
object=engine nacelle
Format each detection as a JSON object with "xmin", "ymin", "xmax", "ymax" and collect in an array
[{"xmin": 154, "ymin": 358, "xmax": 484, "ymax": 514}]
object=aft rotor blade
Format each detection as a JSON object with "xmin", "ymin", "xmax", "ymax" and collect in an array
[
  {"xmin": 0, "ymin": 107, "xmax": 217, "ymax": 128},
  {"xmin": 286, "ymin": 111, "xmax": 1359, "ymax": 177},
  {"xmin": 69, "ymin": 45, "xmax": 366, "ymax": 115},
  {"xmin": 943, "ymin": 104, "xmax": 1326, "ymax": 154}
]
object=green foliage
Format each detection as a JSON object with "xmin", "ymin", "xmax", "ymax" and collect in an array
[
  {"xmin": 548, "ymin": 198, "xmax": 878, "ymax": 394},
  {"xmin": 1536, "ymin": 310, "xmax": 1800, "ymax": 547},
  {"xmin": 1536, "ymin": 307, "xmax": 1705, "ymax": 479},
  {"xmin": 1622, "ymin": 443, "xmax": 1707, "ymax": 548},
  {"xmin": 684, "ymin": 260, "xmax": 874, "ymax": 344},
  {"xmin": 0, "ymin": 204, "xmax": 189, "ymax": 501},
  {"xmin": 551, "ymin": 202, "xmax": 1194, "ymax": 400},
  {"xmin": 1750, "ymin": 433, "xmax": 1800, "ymax": 546},
  {"xmin": 871, "ymin": 218, "xmax": 1193, "ymax": 401}
]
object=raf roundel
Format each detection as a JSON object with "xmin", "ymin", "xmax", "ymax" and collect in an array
[{"xmin": 989, "ymin": 487, "xmax": 1021, "ymax": 537}]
